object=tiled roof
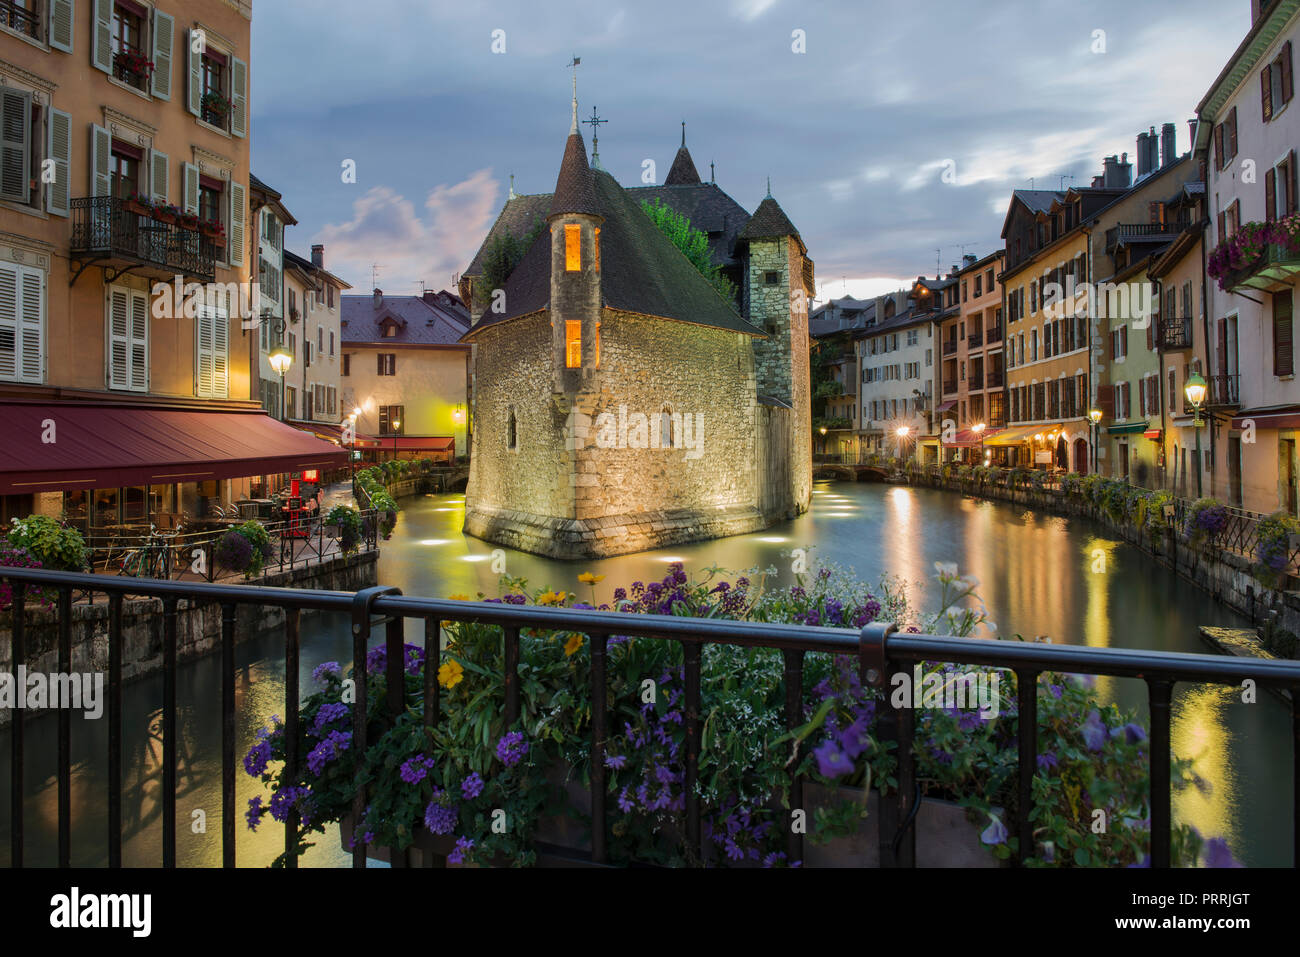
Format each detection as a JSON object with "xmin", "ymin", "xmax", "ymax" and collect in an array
[
  {"xmin": 549, "ymin": 132, "xmax": 601, "ymax": 217},
  {"xmin": 1014, "ymin": 189, "xmax": 1066, "ymax": 214},
  {"xmin": 341, "ymin": 293, "xmax": 469, "ymax": 346},
  {"xmin": 738, "ymin": 196, "xmax": 800, "ymax": 242},
  {"xmin": 627, "ymin": 182, "xmax": 751, "ymax": 268},
  {"xmin": 665, "ymin": 146, "xmax": 702, "ymax": 185},
  {"xmin": 464, "ymin": 167, "xmax": 763, "ymax": 339},
  {"xmin": 463, "ymin": 193, "xmax": 552, "ymax": 277}
]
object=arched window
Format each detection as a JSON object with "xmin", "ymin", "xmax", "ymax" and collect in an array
[
  {"xmin": 507, "ymin": 407, "xmax": 517, "ymax": 451},
  {"xmin": 660, "ymin": 405, "xmax": 674, "ymax": 447}
]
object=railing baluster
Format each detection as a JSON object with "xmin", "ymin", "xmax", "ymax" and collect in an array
[
  {"xmin": 423, "ymin": 616, "xmax": 439, "ymax": 729},
  {"xmin": 1147, "ymin": 678, "xmax": 1174, "ymax": 869},
  {"xmin": 1293, "ymin": 687, "xmax": 1299, "ymax": 868},
  {"xmin": 503, "ymin": 626, "xmax": 520, "ymax": 728},
  {"xmin": 221, "ymin": 602, "xmax": 236, "ymax": 868},
  {"xmin": 57, "ymin": 587, "xmax": 72, "ymax": 868},
  {"xmin": 386, "ymin": 614, "xmax": 406, "ymax": 724},
  {"xmin": 589, "ymin": 632, "xmax": 608, "ymax": 864},
  {"xmin": 782, "ymin": 648, "xmax": 805, "ymax": 865},
  {"xmin": 284, "ymin": 608, "xmax": 300, "ymax": 869},
  {"xmin": 1015, "ymin": 668, "xmax": 1038, "ymax": 865},
  {"xmin": 351, "ymin": 607, "xmax": 368, "ymax": 869},
  {"xmin": 8, "ymin": 582, "xmax": 24, "ymax": 868},
  {"xmin": 162, "ymin": 596, "xmax": 178, "ymax": 867},
  {"xmin": 107, "ymin": 594, "xmax": 123, "ymax": 868},
  {"xmin": 683, "ymin": 639, "xmax": 701, "ymax": 860}
]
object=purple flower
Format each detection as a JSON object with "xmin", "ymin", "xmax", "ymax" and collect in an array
[
  {"xmin": 1048, "ymin": 683, "xmax": 1064, "ymax": 699},
  {"xmin": 604, "ymin": 753, "xmax": 627, "ymax": 770},
  {"xmin": 496, "ymin": 731, "xmax": 529, "ymax": 768},
  {"xmin": 307, "ymin": 730, "xmax": 351, "ymax": 776},
  {"xmin": 837, "ymin": 716, "xmax": 871, "ymax": 760},
  {"xmin": 1203, "ymin": 837, "xmax": 1242, "ymax": 868},
  {"xmin": 460, "ymin": 772, "xmax": 484, "ymax": 800},
  {"xmin": 980, "ymin": 815, "xmax": 1008, "ymax": 846},
  {"xmin": 243, "ymin": 738, "xmax": 273, "ymax": 777},
  {"xmin": 312, "ymin": 661, "xmax": 342, "ymax": 685},
  {"xmin": 312, "ymin": 702, "xmax": 350, "ymax": 736},
  {"xmin": 245, "ymin": 796, "xmax": 265, "ymax": 832},
  {"xmin": 617, "ymin": 787, "xmax": 635, "ymax": 813},
  {"xmin": 423, "ymin": 791, "xmax": 459, "ymax": 835},
  {"xmin": 1081, "ymin": 710, "xmax": 1107, "ymax": 752},
  {"xmin": 400, "ymin": 755, "xmax": 433, "ymax": 784},
  {"xmin": 269, "ymin": 785, "xmax": 311, "ymax": 823},
  {"xmin": 448, "ymin": 836, "xmax": 475, "ymax": 865},
  {"xmin": 813, "ymin": 739, "xmax": 853, "ymax": 778},
  {"xmin": 1036, "ymin": 751, "xmax": 1058, "ymax": 771}
]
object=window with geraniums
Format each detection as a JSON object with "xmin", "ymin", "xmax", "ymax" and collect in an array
[
  {"xmin": 201, "ymin": 49, "xmax": 229, "ymax": 129},
  {"xmin": 111, "ymin": 2, "xmax": 151, "ymax": 92}
]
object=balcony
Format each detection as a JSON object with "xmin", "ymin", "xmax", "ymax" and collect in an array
[
  {"xmin": 1208, "ymin": 374, "xmax": 1240, "ymax": 408},
  {"xmin": 1104, "ymin": 219, "xmax": 1190, "ymax": 255},
  {"xmin": 942, "ymin": 378, "xmax": 958, "ymax": 396},
  {"xmin": 1218, "ymin": 241, "xmax": 1300, "ymax": 294},
  {"xmin": 1, "ymin": 0, "xmax": 39, "ymax": 39},
  {"xmin": 969, "ymin": 373, "xmax": 984, "ymax": 390},
  {"xmin": 985, "ymin": 325, "xmax": 1003, "ymax": 344},
  {"xmin": 942, "ymin": 338, "xmax": 958, "ymax": 357},
  {"xmin": 967, "ymin": 332, "xmax": 983, "ymax": 349},
  {"xmin": 986, "ymin": 369, "xmax": 1004, "ymax": 388},
  {"xmin": 1159, "ymin": 316, "xmax": 1193, "ymax": 351},
  {"xmin": 70, "ymin": 197, "xmax": 217, "ymax": 285}
]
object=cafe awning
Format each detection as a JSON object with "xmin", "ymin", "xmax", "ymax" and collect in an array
[
  {"xmin": 943, "ymin": 428, "xmax": 1004, "ymax": 448},
  {"xmin": 288, "ymin": 420, "xmax": 383, "ymax": 448},
  {"xmin": 982, "ymin": 425, "xmax": 1038, "ymax": 447},
  {"xmin": 1230, "ymin": 406, "xmax": 1300, "ymax": 430},
  {"xmin": 1106, "ymin": 421, "xmax": 1150, "ymax": 436},
  {"xmin": 382, "ymin": 436, "xmax": 456, "ymax": 452},
  {"xmin": 935, "ymin": 400, "xmax": 957, "ymax": 413},
  {"xmin": 0, "ymin": 403, "xmax": 348, "ymax": 496}
]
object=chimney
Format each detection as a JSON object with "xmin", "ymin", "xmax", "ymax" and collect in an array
[
  {"xmin": 1187, "ymin": 118, "xmax": 1198, "ymax": 156},
  {"xmin": 963, "ymin": 253, "xmax": 977, "ymax": 267},
  {"xmin": 1136, "ymin": 132, "xmax": 1152, "ymax": 178},
  {"xmin": 423, "ymin": 290, "xmax": 439, "ymax": 307},
  {"xmin": 1161, "ymin": 122, "xmax": 1177, "ymax": 168},
  {"xmin": 311, "ymin": 244, "xmax": 324, "ymax": 268},
  {"xmin": 1102, "ymin": 155, "xmax": 1119, "ymax": 187},
  {"xmin": 373, "ymin": 288, "xmax": 383, "ymax": 309}
]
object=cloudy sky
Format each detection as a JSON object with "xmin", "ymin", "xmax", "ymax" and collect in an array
[{"xmin": 250, "ymin": 0, "xmax": 1248, "ymax": 304}]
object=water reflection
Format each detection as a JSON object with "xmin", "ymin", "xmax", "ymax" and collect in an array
[{"xmin": 0, "ymin": 480, "xmax": 1291, "ymax": 865}]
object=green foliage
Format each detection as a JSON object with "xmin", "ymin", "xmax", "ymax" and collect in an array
[
  {"xmin": 815, "ymin": 380, "xmax": 844, "ymax": 398},
  {"xmin": 326, "ymin": 505, "xmax": 364, "ymax": 555},
  {"xmin": 639, "ymin": 198, "xmax": 738, "ymax": 304},
  {"xmin": 481, "ymin": 215, "xmax": 546, "ymax": 296},
  {"xmin": 5, "ymin": 516, "xmax": 88, "ymax": 571},
  {"xmin": 1253, "ymin": 510, "xmax": 1300, "ymax": 589}
]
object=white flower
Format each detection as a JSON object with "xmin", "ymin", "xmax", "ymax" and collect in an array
[{"xmin": 933, "ymin": 561, "xmax": 959, "ymax": 579}]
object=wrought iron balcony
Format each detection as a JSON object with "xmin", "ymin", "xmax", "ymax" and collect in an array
[
  {"xmin": 70, "ymin": 197, "xmax": 217, "ymax": 284},
  {"xmin": 985, "ymin": 325, "xmax": 1003, "ymax": 344},
  {"xmin": 1159, "ymin": 316, "xmax": 1193, "ymax": 350},
  {"xmin": 967, "ymin": 332, "xmax": 983, "ymax": 349},
  {"xmin": 1104, "ymin": 219, "xmax": 1190, "ymax": 255},
  {"xmin": 942, "ymin": 378, "xmax": 958, "ymax": 395},
  {"xmin": 1219, "ymin": 242, "xmax": 1300, "ymax": 294},
  {"xmin": 1208, "ymin": 374, "xmax": 1240, "ymax": 408},
  {"xmin": 1, "ymin": 0, "xmax": 39, "ymax": 38},
  {"xmin": 969, "ymin": 373, "xmax": 984, "ymax": 390},
  {"xmin": 942, "ymin": 338, "xmax": 958, "ymax": 356},
  {"xmin": 986, "ymin": 369, "xmax": 1004, "ymax": 388}
]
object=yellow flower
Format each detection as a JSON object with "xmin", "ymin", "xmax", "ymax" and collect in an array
[
  {"xmin": 563, "ymin": 633, "xmax": 583, "ymax": 656},
  {"xmin": 577, "ymin": 572, "xmax": 605, "ymax": 585},
  {"xmin": 437, "ymin": 659, "xmax": 464, "ymax": 689},
  {"xmin": 448, "ymin": 593, "xmax": 470, "ymax": 601},
  {"xmin": 536, "ymin": 589, "xmax": 569, "ymax": 606}
]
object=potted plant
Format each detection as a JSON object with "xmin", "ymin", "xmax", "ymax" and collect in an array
[
  {"xmin": 1253, "ymin": 511, "xmax": 1300, "ymax": 590},
  {"xmin": 177, "ymin": 210, "xmax": 200, "ymax": 232},
  {"xmin": 113, "ymin": 49, "xmax": 155, "ymax": 80},
  {"xmin": 123, "ymin": 192, "xmax": 153, "ymax": 217},
  {"xmin": 200, "ymin": 218, "xmax": 226, "ymax": 247},
  {"xmin": 201, "ymin": 91, "xmax": 232, "ymax": 122},
  {"xmin": 152, "ymin": 203, "xmax": 181, "ymax": 226}
]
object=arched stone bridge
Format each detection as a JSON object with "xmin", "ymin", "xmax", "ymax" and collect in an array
[{"xmin": 811, "ymin": 463, "xmax": 893, "ymax": 482}]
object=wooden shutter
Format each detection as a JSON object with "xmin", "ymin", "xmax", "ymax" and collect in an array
[
  {"xmin": 1267, "ymin": 166, "xmax": 1277, "ymax": 221},
  {"xmin": 227, "ymin": 180, "xmax": 246, "ymax": 268},
  {"xmin": 90, "ymin": 123, "xmax": 110, "ymax": 196},
  {"xmin": 49, "ymin": 0, "xmax": 74, "ymax": 53},
  {"xmin": 1290, "ymin": 150, "xmax": 1298, "ymax": 214},
  {"xmin": 0, "ymin": 262, "xmax": 43, "ymax": 384},
  {"xmin": 1214, "ymin": 123, "xmax": 1224, "ymax": 170},
  {"xmin": 129, "ymin": 289, "xmax": 147, "ymax": 391},
  {"xmin": 1284, "ymin": 41, "xmax": 1295, "ymax": 104},
  {"xmin": 182, "ymin": 162, "xmax": 199, "ymax": 214},
  {"xmin": 149, "ymin": 149, "xmax": 168, "ymax": 205},
  {"xmin": 1276, "ymin": 292, "xmax": 1294, "ymax": 378},
  {"xmin": 151, "ymin": 9, "xmax": 175, "ymax": 101},
  {"xmin": 1263, "ymin": 64, "xmax": 1274, "ymax": 121},
  {"xmin": 108, "ymin": 287, "xmax": 130, "ymax": 389},
  {"xmin": 196, "ymin": 304, "xmax": 214, "ymax": 396},
  {"xmin": 1217, "ymin": 210, "xmax": 1227, "ymax": 242},
  {"xmin": 1228, "ymin": 107, "xmax": 1238, "ymax": 160},
  {"xmin": 212, "ymin": 305, "xmax": 228, "ymax": 396},
  {"xmin": 0, "ymin": 89, "xmax": 31, "ymax": 204},
  {"xmin": 1139, "ymin": 377, "xmax": 1147, "ymax": 417},
  {"xmin": 91, "ymin": 0, "xmax": 113, "ymax": 74},
  {"xmin": 45, "ymin": 108, "xmax": 71, "ymax": 217},
  {"xmin": 1217, "ymin": 318, "xmax": 1228, "ymax": 377},
  {"xmin": 231, "ymin": 58, "xmax": 248, "ymax": 138},
  {"xmin": 186, "ymin": 30, "xmax": 202, "ymax": 116}
]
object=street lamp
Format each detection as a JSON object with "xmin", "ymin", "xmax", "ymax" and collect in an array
[
  {"xmin": 972, "ymin": 422, "xmax": 986, "ymax": 464},
  {"xmin": 1185, "ymin": 370, "xmax": 1208, "ymax": 498},
  {"xmin": 347, "ymin": 408, "xmax": 359, "ymax": 492},
  {"xmin": 895, "ymin": 425, "xmax": 911, "ymax": 463},
  {"xmin": 267, "ymin": 319, "xmax": 293, "ymax": 422},
  {"xmin": 392, "ymin": 418, "xmax": 401, "ymax": 463},
  {"xmin": 1088, "ymin": 408, "xmax": 1102, "ymax": 475}
]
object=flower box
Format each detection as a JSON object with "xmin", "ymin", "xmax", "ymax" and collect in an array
[
  {"xmin": 123, "ymin": 198, "xmax": 152, "ymax": 217},
  {"xmin": 152, "ymin": 207, "xmax": 178, "ymax": 226}
]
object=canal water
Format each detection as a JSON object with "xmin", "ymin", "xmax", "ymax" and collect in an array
[{"xmin": 1, "ymin": 480, "xmax": 1291, "ymax": 866}]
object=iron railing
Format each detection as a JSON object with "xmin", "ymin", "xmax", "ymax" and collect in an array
[
  {"xmin": 0, "ymin": 0, "xmax": 38, "ymax": 38},
  {"xmin": 1104, "ymin": 219, "xmax": 1191, "ymax": 253},
  {"xmin": 986, "ymin": 325, "xmax": 1004, "ymax": 344},
  {"xmin": 967, "ymin": 332, "xmax": 983, "ymax": 349},
  {"xmin": 942, "ymin": 339, "xmax": 959, "ymax": 356},
  {"xmin": 70, "ymin": 197, "xmax": 217, "ymax": 282},
  {"xmin": 942, "ymin": 378, "xmax": 958, "ymax": 395},
  {"xmin": 2, "ymin": 567, "xmax": 1298, "ymax": 869},
  {"xmin": 1208, "ymin": 373, "xmax": 1240, "ymax": 407},
  {"xmin": 1159, "ymin": 317, "xmax": 1194, "ymax": 350}
]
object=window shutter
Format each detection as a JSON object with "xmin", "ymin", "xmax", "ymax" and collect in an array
[
  {"xmin": 1217, "ymin": 318, "xmax": 1228, "ymax": 377},
  {"xmin": 90, "ymin": 123, "xmax": 110, "ymax": 197},
  {"xmin": 1263, "ymin": 64, "xmax": 1274, "ymax": 121},
  {"xmin": 0, "ymin": 89, "xmax": 31, "ymax": 204},
  {"xmin": 45, "ymin": 108, "xmax": 71, "ymax": 217},
  {"xmin": 18, "ymin": 267, "xmax": 42, "ymax": 382},
  {"xmin": 91, "ymin": 0, "xmax": 113, "ymax": 74},
  {"xmin": 227, "ymin": 181, "xmax": 246, "ymax": 268},
  {"xmin": 1267, "ymin": 166, "xmax": 1277, "ymax": 221},
  {"xmin": 49, "ymin": 0, "xmax": 74, "ymax": 52},
  {"xmin": 212, "ymin": 305, "xmax": 228, "ymax": 396},
  {"xmin": 377, "ymin": 353, "xmax": 383, "ymax": 375},
  {"xmin": 1290, "ymin": 150, "xmax": 1298, "ymax": 214},
  {"xmin": 108, "ymin": 287, "xmax": 130, "ymax": 389},
  {"xmin": 0, "ymin": 263, "xmax": 19, "ymax": 381},
  {"xmin": 1276, "ymin": 293, "xmax": 1294, "ymax": 377},
  {"xmin": 1285, "ymin": 41, "xmax": 1295, "ymax": 104},
  {"xmin": 196, "ymin": 305, "xmax": 213, "ymax": 396},
  {"xmin": 1139, "ymin": 377, "xmax": 1147, "ymax": 417},
  {"xmin": 149, "ymin": 149, "xmax": 169, "ymax": 205},
  {"xmin": 182, "ymin": 162, "xmax": 199, "ymax": 214},
  {"xmin": 1214, "ymin": 123, "xmax": 1224, "ymax": 170},
  {"xmin": 186, "ymin": 29, "xmax": 202, "ymax": 116},
  {"xmin": 1217, "ymin": 210, "xmax": 1226, "ymax": 242},
  {"xmin": 1228, "ymin": 107, "xmax": 1238, "ymax": 159},
  {"xmin": 151, "ymin": 9, "xmax": 174, "ymax": 100},
  {"xmin": 231, "ymin": 58, "xmax": 248, "ymax": 138},
  {"xmin": 129, "ymin": 289, "xmax": 147, "ymax": 391}
]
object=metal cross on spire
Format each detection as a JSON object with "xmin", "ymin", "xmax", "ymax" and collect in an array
[
  {"xmin": 567, "ymin": 56, "xmax": 581, "ymax": 133},
  {"xmin": 582, "ymin": 106, "xmax": 606, "ymax": 169}
]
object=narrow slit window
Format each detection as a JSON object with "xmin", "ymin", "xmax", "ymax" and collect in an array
[
  {"xmin": 565, "ymin": 320, "xmax": 582, "ymax": 367},
  {"xmin": 594, "ymin": 320, "xmax": 601, "ymax": 368},
  {"xmin": 594, "ymin": 227, "xmax": 601, "ymax": 273},
  {"xmin": 565, "ymin": 224, "xmax": 581, "ymax": 272}
]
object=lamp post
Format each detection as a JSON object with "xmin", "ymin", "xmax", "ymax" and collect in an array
[
  {"xmin": 347, "ymin": 408, "xmax": 360, "ymax": 493},
  {"xmin": 267, "ymin": 320, "xmax": 293, "ymax": 422},
  {"xmin": 392, "ymin": 418, "xmax": 401, "ymax": 464},
  {"xmin": 1088, "ymin": 408, "xmax": 1102, "ymax": 475},
  {"xmin": 1185, "ymin": 370, "xmax": 1207, "ymax": 499},
  {"xmin": 895, "ymin": 425, "xmax": 911, "ymax": 464},
  {"xmin": 972, "ymin": 422, "xmax": 986, "ymax": 465}
]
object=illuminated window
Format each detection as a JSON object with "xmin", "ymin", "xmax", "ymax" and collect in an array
[
  {"xmin": 565, "ymin": 224, "xmax": 581, "ymax": 271},
  {"xmin": 594, "ymin": 320, "xmax": 601, "ymax": 368},
  {"xmin": 565, "ymin": 320, "xmax": 582, "ymax": 367},
  {"xmin": 594, "ymin": 228, "xmax": 601, "ymax": 273}
]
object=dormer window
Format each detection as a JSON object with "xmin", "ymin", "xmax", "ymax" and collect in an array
[{"xmin": 565, "ymin": 224, "xmax": 581, "ymax": 271}]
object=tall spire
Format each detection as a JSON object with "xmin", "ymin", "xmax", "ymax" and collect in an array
[
  {"xmin": 665, "ymin": 122, "xmax": 702, "ymax": 186},
  {"xmin": 567, "ymin": 55, "xmax": 581, "ymax": 133},
  {"xmin": 766, "ymin": 176, "xmax": 772, "ymax": 198},
  {"xmin": 508, "ymin": 173, "xmax": 516, "ymax": 200},
  {"xmin": 681, "ymin": 120, "xmax": 686, "ymax": 148}
]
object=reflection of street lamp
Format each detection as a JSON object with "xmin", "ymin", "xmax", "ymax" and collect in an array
[
  {"xmin": 1088, "ymin": 408, "xmax": 1102, "ymax": 475},
  {"xmin": 1185, "ymin": 370, "xmax": 1207, "ymax": 498},
  {"xmin": 267, "ymin": 319, "xmax": 293, "ymax": 422}
]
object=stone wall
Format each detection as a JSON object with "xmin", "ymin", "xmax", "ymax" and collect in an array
[{"xmin": 0, "ymin": 553, "xmax": 378, "ymax": 725}]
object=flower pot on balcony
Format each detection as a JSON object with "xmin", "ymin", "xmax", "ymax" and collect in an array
[
  {"xmin": 201, "ymin": 226, "xmax": 227, "ymax": 248},
  {"xmin": 152, "ymin": 208, "xmax": 178, "ymax": 226},
  {"xmin": 123, "ymin": 199, "xmax": 152, "ymax": 217}
]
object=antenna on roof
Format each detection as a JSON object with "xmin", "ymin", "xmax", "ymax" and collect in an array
[
  {"xmin": 371, "ymin": 263, "xmax": 382, "ymax": 290},
  {"xmin": 935, "ymin": 249, "xmax": 941, "ymax": 279},
  {"xmin": 1029, "ymin": 177, "xmax": 1034, "ymax": 189},
  {"xmin": 766, "ymin": 176, "xmax": 771, "ymax": 198},
  {"xmin": 1060, "ymin": 174, "xmax": 1075, "ymax": 191}
]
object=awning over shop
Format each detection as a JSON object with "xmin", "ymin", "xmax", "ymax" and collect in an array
[
  {"xmin": 382, "ymin": 436, "xmax": 456, "ymax": 452},
  {"xmin": 0, "ymin": 403, "xmax": 348, "ymax": 496},
  {"xmin": 982, "ymin": 425, "xmax": 1038, "ymax": 447},
  {"xmin": 1230, "ymin": 406, "xmax": 1300, "ymax": 430},
  {"xmin": 1143, "ymin": 429, "xmax": 1162, "ymax": 440},
  {"xmin": 288, "ymin": 420, "xmax": 383, "ymax": 448},
  {"xmin": 1106, "ymin": 421, "xmax": 1149, "ymax": 436},
  {"xmin": 943, "ymin": 428, "xmax": 1004, "ymax": 448},
  {"xmin": 935, "ymin": 400, "xmax": 956, "ymax": 413}
]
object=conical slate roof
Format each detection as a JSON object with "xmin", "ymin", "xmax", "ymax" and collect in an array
[
  {"xmin": 738, "ymin": 195, "xmax": 800, "ymax": 241},
  {"xmin": 665, "ymin": 146, "xmax": 702, "ymax": 186},
  {"xmin": 548, "ymin": 131, "xmax": 601, "ymax": 218}
]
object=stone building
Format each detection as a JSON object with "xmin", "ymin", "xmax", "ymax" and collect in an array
[{"xmin": 458, "ymin": 106, "xmax": 812, "ymax": 558}]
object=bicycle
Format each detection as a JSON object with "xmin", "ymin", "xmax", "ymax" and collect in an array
[{"xmin": 118, "ymin": 525, "xmax": 179, "ymax": 579}]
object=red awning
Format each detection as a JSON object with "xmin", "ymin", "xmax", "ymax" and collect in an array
[
  {"xmin": 288, "ymin": 420, "xmax": 383, "ymax": 448},
  {"xmin": 1143, "ymin": 429, "xmax": 1162, "ymax": 439},
  {"xmin": 378, "ymin": 436, "xmax": 455, "ymax": 452},
  {"xmin": 0, "ymin": 403, "xmax": 348, "ymax": 496},
  {"xmin": 1230, "ymin": 407, "xmax": 1300, "ymax": 430},
  {"xmin": 935, "ymin": 400, "xmax": 956, "ymax": 413},
  {"xmin": 942, "ymin": 428, "xmax": 1003, "ymax": 448}
]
